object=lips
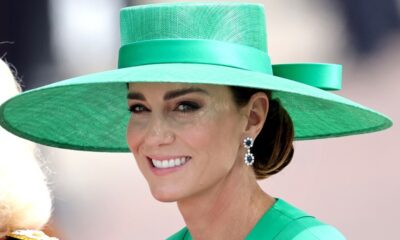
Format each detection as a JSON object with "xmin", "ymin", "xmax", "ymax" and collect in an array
[{"xmin": 147, "ymin": 156, "xmax": 191, "ymax": 169}]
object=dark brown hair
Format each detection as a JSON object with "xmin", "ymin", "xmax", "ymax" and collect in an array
[{"xmin": 230, "ymin": 86, "xmax": 294, "ymax": 179}]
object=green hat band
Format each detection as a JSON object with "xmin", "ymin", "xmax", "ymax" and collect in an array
[
  {"xmin": 118, "ymin": 39, "xmax": 272, "ymax": 73},
  {"xmin": 118, "ymin": 39, "xmax": 342, "ymax": 90}
]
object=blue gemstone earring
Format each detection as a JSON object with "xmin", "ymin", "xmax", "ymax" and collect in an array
[{"xmin": 243, "ymin": 137, "xmax": 254, "ymax": 166}]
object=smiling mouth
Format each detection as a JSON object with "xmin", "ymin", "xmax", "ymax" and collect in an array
[{"xmin": 148, "ymin": 156, "xmax": 191, "ymax": 169}]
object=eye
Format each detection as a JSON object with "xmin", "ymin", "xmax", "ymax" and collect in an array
[
  {"xmin": 174, "ymin": 101, "xmax": 201, "ymax": 113},
  {"xmin": 129, "ymin": 104, "xmax": 149, "ymax": 114}
]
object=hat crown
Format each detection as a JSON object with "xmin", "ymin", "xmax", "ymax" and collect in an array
[{"xmin": 120, "ymin": 2, "xmax": 267, "ymax": 53}]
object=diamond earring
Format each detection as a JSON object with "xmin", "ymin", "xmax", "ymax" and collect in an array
[{"xmin": 243, "ymin": 137, "xmax": 254, "ymax": 166}]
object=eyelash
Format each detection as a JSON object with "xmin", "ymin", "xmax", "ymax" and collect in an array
[
  {"xmin": 128, "ymin": 101, "xmax": 201, "ymax": 114},
  {"xmin": 175, "ymin": 101, "xmax": 201, "ymax": 113},
  {"xmin": 129, "ymin": 104, "xmax": 148, "ymax": 113}
]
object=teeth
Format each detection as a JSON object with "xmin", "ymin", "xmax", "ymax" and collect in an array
[
  {"xmin": 162, "ymin": 161, "xmax": 169, "ymax": 168},
  {"xmin": 152, "ymin": 157, "xmax": 189, "ymax": 169},
  {"xmin": 174, "ymin": 158, "xmax": 181, "ymax": 166}
]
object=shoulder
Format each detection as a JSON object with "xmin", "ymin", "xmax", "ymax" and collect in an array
[
  {"xmin": 274, "ymin": 216, "xmax": 346, "ymax": 240},
  {"xmin": 247, "ymin": 198, "xmax": 346, "ymax": 240}
]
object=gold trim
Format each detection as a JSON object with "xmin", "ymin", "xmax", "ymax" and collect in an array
[{"xmin": 6, "ymin": 230, "xmax": 58, "ymax": 240}]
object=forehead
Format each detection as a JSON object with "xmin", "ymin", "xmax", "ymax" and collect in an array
[{"xmin": 128, "ymin": 82, "xmax": 230, "ymax": 94}]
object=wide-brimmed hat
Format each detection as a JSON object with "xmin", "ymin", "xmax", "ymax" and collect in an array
[{"xmin": 0, "ymin": 2, "xmax": 392, "ymax": 152}]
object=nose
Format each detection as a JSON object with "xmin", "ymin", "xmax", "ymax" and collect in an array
[{"xmin": 143, "ymin": 116, "xmax": 175, "ymax": 147}]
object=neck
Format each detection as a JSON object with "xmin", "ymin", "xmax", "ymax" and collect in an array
[{"xmin": 176, "ymin": 160, "xmax": 275, "ymax": 240}]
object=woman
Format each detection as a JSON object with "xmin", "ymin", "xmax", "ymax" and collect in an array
[
  {"xmin": 0, "ymin": 59, "xmax": 57, "ymax": 240},
  {"xmin": 0, "ymin": 2, "xmax": 392, "ymax": 239}
]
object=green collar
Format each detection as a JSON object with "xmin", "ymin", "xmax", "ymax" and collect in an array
[{"xmin": 166, "ymin": 198, "xmax": 311, "ymax": 240}]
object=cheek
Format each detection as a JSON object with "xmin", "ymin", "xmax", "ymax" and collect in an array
[
  {"xmin": 126, "ymin": 117, "xmax": 145, "ymax": 154},
  {"xmin": 183, "ymin": 118, "xmax": 241, "ymax": 195},
  {"xmin": 181, "ymin": 109, "xmax": 242, "ymax": 171}
]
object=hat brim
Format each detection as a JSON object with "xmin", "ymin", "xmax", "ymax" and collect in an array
[{"xmin": 0, "ymin": 63, "xmax": 392, "ymax": 152}]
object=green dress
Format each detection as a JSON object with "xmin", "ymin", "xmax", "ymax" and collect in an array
[{"xmin": 166, "ymin": 199, "xmax": 346, "ymax": 240}]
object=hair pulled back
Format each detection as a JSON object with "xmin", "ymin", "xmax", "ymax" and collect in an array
[{"xmin": 230, "ymin": 86, "xmax": 294, "ymax": 179}]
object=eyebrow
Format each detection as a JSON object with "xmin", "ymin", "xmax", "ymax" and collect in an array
[
  {"xmin": 127, "ymin": 87, "xmax": 209, "ymax": 101},
  {"xmin": 127, "ymin": 92, "xmax": 145, "ymax": 100},
  {"xmin": 164, "ymin": 87, "xmax": 209, "ymax": 100}
]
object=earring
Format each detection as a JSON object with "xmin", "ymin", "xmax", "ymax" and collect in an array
[{"xmin": 243, "ymin": 137, "xmax": 254, "ymax": 166}]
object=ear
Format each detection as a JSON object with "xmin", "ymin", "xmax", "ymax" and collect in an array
[{"xmin": 242, "ymin": 92, "xmax": 269, "ymax": 138}]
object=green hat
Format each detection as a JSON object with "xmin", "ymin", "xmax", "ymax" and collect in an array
[{"xmin": 0, "ymin": 2, "xmax": 392, "ymax": 152}]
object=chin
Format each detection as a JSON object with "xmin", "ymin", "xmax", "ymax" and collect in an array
[{"xmin": 150, "ymin": 187, "xmax": 183, "ymax": 203}]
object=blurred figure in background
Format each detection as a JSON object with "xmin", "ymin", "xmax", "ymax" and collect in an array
[
  {"xmin": 0, "ymin": 59, "xmax": 56, "ymax": 240},
  {"xmin": 334, "ymin": 0, "xmax": 400, "ymax": 56}
]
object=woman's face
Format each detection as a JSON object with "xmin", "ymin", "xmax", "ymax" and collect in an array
[{"xmin": 126, "ymin": 83, "xmax": 248, "ymax": 202}]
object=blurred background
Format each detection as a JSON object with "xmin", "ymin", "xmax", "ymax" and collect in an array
[{"xmin": 1, "ymin": 0, "xmax": 399, "ymax": 239}]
